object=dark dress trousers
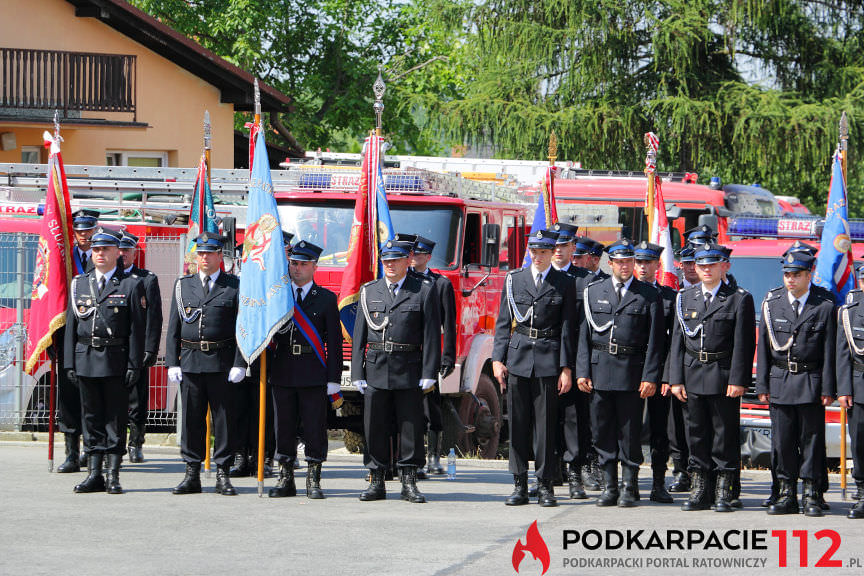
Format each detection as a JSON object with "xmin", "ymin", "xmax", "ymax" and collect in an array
[
  {"xmin": 415, "ymin": 268, "xmax": 456, "ymax": 432},
  {"xmin": 352, "ymin": 274, "xmax": 441, "ymax": 470},
  {"xmin": 166, "ymin": 272, "xmax": 245, "ymax": 466},
  {"xmin": 756, "ymin": 287, "xmax": 835, "ymax": 482},
  {"xmin": 64, "ymin": 269, "xmax": 146, "ymax": 454},
  {"xmin": 646, "ymin": 282, "xmax": 677, "ymax": 472},
  {"xmin": 125, "ymin": 265, "xmax": 163, "ymax": 437},
  {"xmin": 270, "ymin": 283, "xmax": 342, "ymax": 463},
  {"xmin": 492, "ymin": 266, "xmax": 576, "ymax": 480},
  {"xmin": 669, "ymin": 283, "xmax": 756, "ymax": 472},
  {"xmin": 576, "ymin": 276, "xmax": 665, "ymax": 469},
  {"xmin": 837, "ymin": 290, "xmax": 864, "ymax": 482}
]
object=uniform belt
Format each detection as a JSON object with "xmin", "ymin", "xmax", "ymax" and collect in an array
[
  {"xmin": 514, "ymin": 325, "xmax": 561, "ymax": 339},
  {"xmin": 79, "ymin": 336, "xmax": 125, "ymax": 348},
  {"xmin": 367, "ymin": 342, "xmax": 420, "ymax": 352},
  {"xmin": 181, "ymin": 339, "xmax": 233, "ymax": 352},
  {"xmin": 684, "ymin": 345, "xmax": 732, "ymax": 363},
  {"xmin": 284, "ymin": 343, "xmax": 314, "ymax": 356},
  {"xmin": 591, "ymin": 341, "xmax": 645, "ymax": 356},
  {"xmin": 771, "ymin": 358, "xmax": 820, "ymax": 374}
]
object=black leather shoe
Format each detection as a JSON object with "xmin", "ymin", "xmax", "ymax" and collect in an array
[
  {"xmin": 650, "ymin": 475, "xmax": 674, "ymax": 503},
  {"xmin": 669, "ymin": 470, "xmax": 691, "ymax": 493},
  {"xmin": 427, "ymin": 431, "xmax": 445, "ymax": 475},
  {"xmin": 215, "ymin": 464, "xmax": 237, "ymax": 495},
  {"xmin": 506, "ymin": 473, "xmax": 529, "ymax": 506},
  {"xmin": 269, "ymin": 461, "xmax": 297, "ymax": 497},
  {"xmin": 597, "ymin": 464, "xmax": 619, "ymax": 507},
  {"xmin": 74, "ymin": 455, "xmax": 105, "ymax": 493},
  {"xmin": 360, "ymin": 469, "xmax": 386, "ymax": 501},
  {"xmin": 681, "ymin": 470, "xmax": 711, "ymax": 511},
  {"xmin": 568, "ymin": 464, "xmax": 587, "ymax": 499},
  {"xmin": 306, "ymin": 462, "xmax": 325, "ymax": 500},
  {"xmin": 713, "ymin": 471, "xmax": 735, "ymax": 513},
  {"xmin": 527, "ymin": 479, "xmax": 539, "ymax": 498},
  {"xmin": 619, "ymin": 466, "xmax": 639, "ymax": 508},
  {"xmin": 399, "ymin": 466, "xmax": 427, "ymax": 503},
  {"xmin": 172, "ymin": 462, "xmax": 202, "ymax": 494},
  {"xmin": 57, "ymin": 434, "xmax": 81, "ymax": 473},
  {"xmin": 849, "ymin": 481, "xmax": 864, "ymax": 519},
  {"xmin": 106, "ymin": 454, "xmax": 123, "ymax": 494},
  {"xmin": 767, "ymin": 479, "xmax": 799, "ymax": 515},
  {"xmin": 229, "ymin": 451, "xmax": 250, "ymax": 478},
  {"xmin": 582, "ymin": 464, "xmax": 600, "ymax": 491},
  {"xmin": 537, "ymin": 479, "xmax": 558, "ymax": 507},
  {"xmin": 802, "ymin": 480, "xmax": 824, "ymax": 518}
]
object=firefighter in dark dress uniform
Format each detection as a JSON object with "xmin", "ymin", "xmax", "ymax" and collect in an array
[
  {"xmin": 667, "ymin": 245, "xmax": 696, "ymax": 493},
  {"xmin": 550, "ymin": 223, "xmax": 590, "ymax": 499},
  {"xmin": 492, "ymin": 229, "xmax": 576, "ymax": 507},
  {"xmin": 756, "ymin": 251, "xmax": 835, "ymax": 516},
  {"xmin": 64, "ymin": 227, "xmax": 146, "ymax": 494},
  {"xmin": 577, "ymin": 239, "xmax": 665, "ymax": 508},
  {"xmin": 56, "ymin": 209, "xmax": 99, "ymax": 473},
  {"xmin": 118, "ymin": 231, "xmax": 163, "ymax": 463},
  {"xmin": 406, "ymin": 234, "xmax": 457, "ymax": 477},
  {"xmin": 837, "ymin": 263, "xmax": 864, "ymax": 519},
  {"xmin": 670, "ymin": 243, "xmax": 756, "ymax": 512},
  {"xmin": 352, "ymin": 239, "xmax": 441, "ymax": 503},
  {"xmin": 268, "ymin": 240, "xmax": 342, "ymax": 499},
  {"xmin": 633, "ymin": 241, "xmax": 676, "ymax": 503},
  {"xmin": 166, "ymin": 233, "xmax": 247, "ymax": 496}
]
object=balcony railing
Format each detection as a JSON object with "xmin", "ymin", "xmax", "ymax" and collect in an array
[{"xmin": 0, "ymin": 48, "xmax": 137, "ymax": 120}]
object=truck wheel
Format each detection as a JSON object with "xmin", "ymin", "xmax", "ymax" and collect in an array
[{"xmin": 458, "ymin": 374, "xmax": 501, "ymax": 459}]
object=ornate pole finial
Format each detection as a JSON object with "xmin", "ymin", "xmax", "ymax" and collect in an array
[
  {"xmin": 373, "ymin": 64, "xmax": 386, "ymax": 135},
  {"xmin": 253, "ymin": 78, "xmax": 261, "ymax": 119},
  {"xmin": 840, "ymin": 111, "xmax": 849, "ymax": 152},
  {"xmin": 547, "ymin": 131, "xmax": 558, "ymax": 165},
  {"xmin": 203, "ymin": 110, "xmax": 211, "ymax": 151},
  {"xmin": 53, "ymin": 110, "xmax": 61, "ymax": 142}
]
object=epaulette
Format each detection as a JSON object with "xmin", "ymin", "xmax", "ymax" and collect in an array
[
  {"xmin": 680, "ymin": 283, "xmax": 701, "ymax": 295},
  {"xmin": 845, "ymin": 289, "xmax": 862, "ymax": 305},
  {"xmin": 73, "ymin": 273, "xmax": 85, "ymax": 279},
  {"xmin": 587, "ymin": 275, "xmax": 604, "ymax": 286},
  {"xmin": 181, "ymin": 273, "xmax": 194, "ymax": 278},
  {"xmin": 361, "ymin": 279, "xmax": 377, "ymax": 288},
  {"xmin": 737, "ymin": 287, "xmax": 749, "ymax": 295},
  {"xmin": 765, "ymin": 287, "xmax": 784, "ymax": 300}
]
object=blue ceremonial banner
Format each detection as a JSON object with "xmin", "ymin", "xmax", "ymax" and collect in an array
[
  {"xmin": 523, "ymin": 166, "xmax": 558, "ymax": 267},
  {"xmin": 236, "ymin": 129, "xmax": 294, "ymax": 364},
  {"xmin": 371, "ymin": 136, "xmax": 395, "ymax": 276},
  {"xmin": 814, "ymin": 151, "xmax": 855, "ymax": 304}
]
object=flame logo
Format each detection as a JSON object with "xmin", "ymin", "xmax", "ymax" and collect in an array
[{"xmin": 512, "ymin": 520, "xmax": 550, "ymax": 575}]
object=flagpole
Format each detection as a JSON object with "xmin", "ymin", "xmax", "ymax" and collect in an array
[
  {"xmin": 252, "ymin": 79, "xmax": 267, "ymax": 498},
  {"xmin": 203, "ymin": 111, "xmax": 213, "ymax": 480},
  {"xmin": 644, "ymin": 132, "xmax": 657, "ymax": 239},
  {"xmin": 373, "ymin": 66, "xmax": 385, "ymax": 138},
  {"xmin": 839, "ymin": 111, "xmax": 849, "ymax": 501},
  {"xmin": 47, "ymin": 111, "xmax": 61, "ymax": 473}
]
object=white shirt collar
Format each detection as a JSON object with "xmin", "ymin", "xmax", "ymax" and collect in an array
[
  {"xmin": 95, "ymin": 267, "xmax": 116, "ymax": 285},
  {"xmin": 124, "ymin": 265, "xmax": 134, "ymax": 275},
  {"xmin": 387, "ymin": 275, "xmax": 407, "ymax": 291},
  {"xmin": 611, "ymin": 275, "xmax": 634, "ymax": 292},
  {"xmin": 787, "ymin": 290, "xmax": 810, "ymax": 310},
  {"xmin": 702, "ymin": 282, "xmax": 722, "ymax": 299},
  {"xmin": 199, "ymin": 269, "xmax": 220, "ymax": 284},
  {"xmin": 553, "ymin": 262, "xmax": 571, "ymax": 272},
  {"xmin": 531, "ymin": 264, "xmax": 552, "ymax": 283},
  {"xmin": 292, "ymin": 280, "xmax": 314, "ymax": 300}
]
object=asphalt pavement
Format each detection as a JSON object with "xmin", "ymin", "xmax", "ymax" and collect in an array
[{"xmin": 1, "ymin": 441, "xmax": 862, "ymax": 576}]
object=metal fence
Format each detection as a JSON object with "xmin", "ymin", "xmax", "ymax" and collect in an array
[{"xmin": 0, "ymin": 232, "xmax": 184, "ymax": 432}]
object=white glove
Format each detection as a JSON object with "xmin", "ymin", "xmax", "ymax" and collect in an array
[
  {"xmin": 228, "ymin": 367, "xmax": 246, "ymax": 383},
  {"xmin": 326, "ymin": 383, "xmax": 341, "ymax": 396},
  {"xmin": 353, "ymin": 380, "xmax": 368, "ymax": 394},
  {"xmin": 420, "ymin": 379, "xmax": 436, "ymax": 391},
  {"xmin": 168, "ymin": 367, "xmax": 183, "ymax": 384}
]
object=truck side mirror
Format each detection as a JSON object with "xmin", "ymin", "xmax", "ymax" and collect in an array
[
  {"xmin": 698, "ymin": 213, "xmax": 718, "ymax": 232},
  {"xmin": 481, "ymin": 223, "xmax": 500, "ymax": 268}
]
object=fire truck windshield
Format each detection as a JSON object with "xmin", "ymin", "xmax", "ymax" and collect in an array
[
  {"xmin": 728, "ymin": 256, "xmax": 781, "ymax": 320},
  {"xmin": 277, "ymin": 201, "xmax": 461, "ymax": 269}
]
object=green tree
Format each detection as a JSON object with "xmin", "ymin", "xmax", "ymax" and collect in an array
[{"xmin": 412, "ymin": 0, "xmax": 864, "ymax": 214}]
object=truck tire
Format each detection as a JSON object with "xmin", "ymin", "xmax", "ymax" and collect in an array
[{"xmin": 447, "ymin": 374, "xmax": 501, "ymax": 459}]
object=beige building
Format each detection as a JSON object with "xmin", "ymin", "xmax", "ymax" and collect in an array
[{"xmin": 0, "ymin": 0, "xmax": 291, "ymax": 168}]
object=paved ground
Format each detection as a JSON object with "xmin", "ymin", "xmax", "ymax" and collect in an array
[{"xmin": 1, "ymin": 441, "xmax": 862, "ymax": 576}]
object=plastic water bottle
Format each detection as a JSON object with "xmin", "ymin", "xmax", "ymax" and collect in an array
[{"xmin": 447, "ymin": 448, "xmax": 456, "ymax": 480}]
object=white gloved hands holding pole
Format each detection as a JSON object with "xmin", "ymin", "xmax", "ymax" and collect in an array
[
  {"xmin": 168, "ymin": 367, "xmax": 183, "ymax": 384},
  {"xmin": 228, "ymin": 367, "xmax": 246, "ymax": 383}
]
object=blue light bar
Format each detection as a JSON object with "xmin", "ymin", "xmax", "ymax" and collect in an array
[
  {"xmin": 298, "ymin": 173, "xmax": 332, "ymax": 189},
  {"xmin": 728, "ymin": 217, "xmax": 820, "ymax": 239},
  {"xmin": 384, "ymin": 174, "xmax": 425, "ymax": 192}
]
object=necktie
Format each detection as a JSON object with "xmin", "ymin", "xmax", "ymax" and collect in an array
[
  {"xmin": 704, "ymin": 292, "xmax": 712, "ymax": 311},
  {"xmin": 616, "ymin": 282, "xmax": 624, "ymax": 304},
  {"xmin": 296, "ymin": 287, "xmax": 303, "ymax": 306},
  {"xmin": 792, "ymin": 299, "xmax": 800, "ymax": 318},
  {"xmin": 389, "ymin": 283, "xmax": 398, "ymax": 301},
  {"xmin": 203, "ymin": 275, "xmax": 211, "ymax": 295},
  {"xmin": 98, "ymin": 276, "xmax": 106, "ymax": 293},
  {"xmin": 81, "ymin": 250, "xmax": 88, "ymax": 269},
  {"xmin": 536, "ymin": 273, "xmax": 543, "ymax": 289}
]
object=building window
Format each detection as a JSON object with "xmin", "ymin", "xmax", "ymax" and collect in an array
[
  {"xmin": 21, "ymin": 146, "xmax": 41, "ymax": 164},
  {"xmin": 106, "ymin": 151, "xmax": 168, "ymax": 167}
]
